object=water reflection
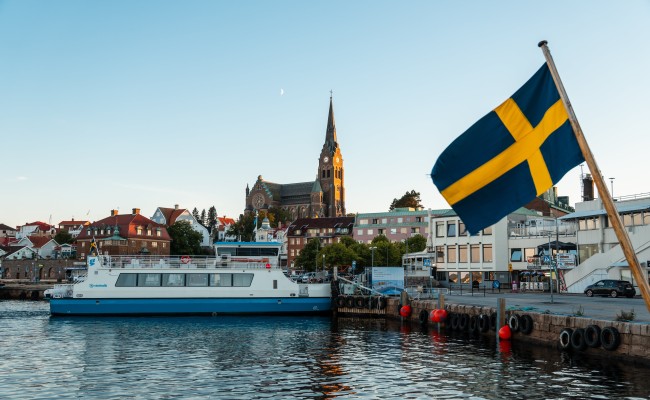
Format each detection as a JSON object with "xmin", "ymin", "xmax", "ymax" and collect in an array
[{"xmin": 1, "ymin": 301, "xmax": 650, "ymax": 399}]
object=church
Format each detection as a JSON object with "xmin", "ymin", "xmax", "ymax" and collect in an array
[{"xmin": 245, "ymin": 96, "xmax": 346, "ymax": 219}]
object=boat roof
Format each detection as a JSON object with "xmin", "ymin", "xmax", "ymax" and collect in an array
[{"xmin": 214, "ymin": 241, "xmax": 281, "ymax": 247}]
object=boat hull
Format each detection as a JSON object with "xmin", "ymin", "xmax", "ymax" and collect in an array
[{"xmin": 49, "ymin": 297, "xmax": 332, "ymax": 316}]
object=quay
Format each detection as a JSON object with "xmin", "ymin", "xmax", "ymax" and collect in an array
[
  {"xmin": 336, "ymin": 289, "xmax": 650, "ymax": 364},
  {"xmin": 0, "ymin": 283, "xmax": 52, "ymax": 300}
]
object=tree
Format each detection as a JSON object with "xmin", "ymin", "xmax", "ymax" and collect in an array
[
  {"xmin": 293, "ymin": 238, "xmax": 322, "ymax": 271},
  {"xmin": 192, "ymin": 207, "xmax": 200, "ymax": 222},
  {"xmin": 200, "ymin": 209, "xmax": 207, "ymax": 226},
  {"xmin": 320, "ymin": 242, "xmax": 357, "ymax": 271},
  {"xmin": 226, "ymin": 213, "xmax": 256, "ymax": 242},
  {"xmin": 389, "ymin": 190, "xmax": 423, "ymax": 211},
  {"xmin": 54, "ymin": 230, "xmax": 73, "ymax": 245},
  {"xmin": 404, "ymin": 234, "xmax": 427, "ymax": 253},
  {"xmin": 207, "ymin": 206, "xmax": 218, "ymax": 233},
  {"xmin": 168, "ymin": 220, "xmax": 203, "ymax": 255},
  {"xmin": 267, "ymin": 206, "xmax": 293, "ymax": 227}
]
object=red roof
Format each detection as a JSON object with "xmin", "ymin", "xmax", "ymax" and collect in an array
[
  {"xmin": 157, "ymin": 207, "xmax": 188, "ymax": 225},
  {"xmin": 77, "ymin": 213, "xmax": 171, "ymax": 241},
  {"xmin": 218, "ymin": 217, "xmax": 236, "ymax": 225},
  {"xmin": 27, "ymin": 235, "xmax": 55, "ymax": 248},
  {"xmin": 59, "ymin": 220, "xmax": 89, "ymax": 227},
  {"xmin": 22, "ymin": 221, "xmax": 53, "ymax": 231}
]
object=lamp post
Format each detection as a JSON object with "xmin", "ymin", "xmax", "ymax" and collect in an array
[
  {"xmin": 609, "ymin": 177, "xmax": 615, "ymax": 199},
  {"xmin": 548, "ymin": 231, "xmax": 554, "ymax": 304},
  {"xmin": 370, "ymin": 246, "xmax": 377, "ymax": 284},
  {"xmin": 322, "ymin": 254, "xmax": 325, "ymax": 274}
]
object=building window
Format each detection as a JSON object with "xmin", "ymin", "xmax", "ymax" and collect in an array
[
  {"xmin": 137, "ymin": 227, "xmax": 143, "ymax": 235},
  {"xmin": 436, "ymin": 246, "xmax": 445, "ymax": 263},
  {"xmin": 524, "ymin": 248, "xmax": 536, "ymax": 263},
  {"xmin": 482, "ymin": 226, "xmax": 493, "ymax": 235},
  {"xmin": 510, "ymin": 248, "xmax": 522, "ymax": 262},
  {"xmin": 447, "ymin": 222, "xmax": 456, "ymax": 237},
  {"xmin": 470, "ymin": 244, "xmax": 480, "ymax": 262},
  {"xmin": 162, "ymin": 243, "xmax": 166, "ymax": 248},
  {"xmin": 472, "ymin": 271, "xmax": 482, "ymax": 285},
  {"xmin": 372, "ymin": 219, "xmax": 378, "ymax": 224},
  {"xmin": 398, "ymin": 218, "xmax": 403, "ymax": 223},
  {"xmin": 382, "ymin": 218, "xmax": 387, "ymax": 224},
  {"xmin": 483, "ymin": 244, "xmax": 493, "ymax": 263},
  {"xmin": 447, "ymin": 245, "xmax": 457, "ymax": 263},
  {"xmin": 357, "ymin": 229, "xmax": 363, "ymax": 236},
  {"xmin": 644, "ymin": 212, "xmax": 650, "ymax": 225},
  {"xmin": 152, "ymin": 242, "xmax": 158, "ymax": 248},
  {"xmin": 401, "ymin": 228, "xmax": 407, "ymax": 234},
  {"xmin": 459, "ymin": 245, "xmax": 468, "ymax": 263},
  {"xmin": 415, "ymin": 217, "xmax": 422, "ymax": 222},
  {"xmin": 378, "ymin": 229, "xmax": 384, "ymax": 235},
  {"xmin": 436, "ymin": 222, "xmax": 445, "ymax": 237},
  {"xmin": 367, "ymin": 229, "xmax": 373, "ymax": 235},
  {"xmin": 411, "ymin": 227, "xmax": 417, "ymax": 234},
  {"xmin": 147, "ymin": 229, "xmax": 152, "ymax": 236},
  {"xmin": 459, "ymin": 222, "xmax": 467, "ymax": 236}
]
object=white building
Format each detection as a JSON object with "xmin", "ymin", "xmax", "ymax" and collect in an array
[
  {"xmin": 558, "ymin": 193, "xmax": 650, "ymax": 294},
  {"xmin": 151, "ymin": 205, "xmax": 211, "ymax": 248}
]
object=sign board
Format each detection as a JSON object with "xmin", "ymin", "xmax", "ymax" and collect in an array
[
  {"xmin": 423, "ymin": 259, "xmax": 431, "ymax": 267},
  {"xmin": 371, "ymin": 266, "xmax": 404, "ymax": 296},
  {"xmin": 556, "ymin": 253, "xmax": 577, "ymax": 269}
]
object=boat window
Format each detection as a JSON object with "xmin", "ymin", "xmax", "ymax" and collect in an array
[
  {"xmin": 137, "ymin": 273, "xmax": 161, "ymax": 287},
  {"xmin": 162, "ymin": 273, "xmax": 185, "ymax": 287},
  {"xmin": 210, "ymin": 273, "xmax": 232, "ymax": 287},
  {"xmin": 116, "ymin": 273, "xmax": 137, "ymax": 287},
  {"xmin": 187, "ymin": 274, "xmax": 209, "ymax": 287},
  {"xmin": 233, "ymin": 273, "xmax": 254, "ymax": 287}
]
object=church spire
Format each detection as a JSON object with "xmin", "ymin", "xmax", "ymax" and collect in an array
[{"xmin": 325, "ymin": 92, "xmax": 338, "ymax": 154}]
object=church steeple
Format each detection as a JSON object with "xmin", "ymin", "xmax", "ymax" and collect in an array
[{"xmin": 325, "ymin": 93, "xmax": 338, "ymax": 154}]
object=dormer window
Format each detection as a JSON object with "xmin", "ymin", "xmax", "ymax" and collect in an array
[
  {"xmin": 147, "ymin": 229, "xmax": 152, "ymax": 236},
  {"xmin": 137, "ymin": 227, "xmax": 143, "ymax": 235}
]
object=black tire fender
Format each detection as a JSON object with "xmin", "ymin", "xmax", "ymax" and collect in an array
[
  {"xmin": 355, "ymin": 296, "xmax": 365, "ymax": 308},
  {"xmin": 469, "ymin": 315, "xmax": 479, "ymax": 333},
  {"xmin": 450, "ymin": 313, "xmax": 460, "ymax": 330},
  {"xmin": 601, "ymin": 326, "xmax": 621, "ymax": 351},
  {"xmin": 419, "ymin": 309, "xmax": 428, "ymax": 325},
  {"xmin": 519, "ymin": 314, "xmax": 533, "ymax": 335},
  {"xmin": 345, "ymin": 296, "xmax": 354, "ymax": 308},
  {"xmin": 570, "ymin": 328, "xmax": 587, "ymax": 351},
  {"xmin": 489, "ymin": 312, "xmax": 497, "ymax": 331},
  {"xmin": 478, "ymin": 314, "xmax": 490, "ymax": 333},
  {"xmin": 458, "ymin": 313, "xmax": 470, "ymax": 331},
  {"xmin": 584, "ymin": 325, "xmax": 601, "ymax": 348},
  {"xmin": 378, "ymin": 297, "xmax": 386, "ymax": 310},
  {"xmin": 336, "ymin": 296, "xmax": 346, "ymax": 308},
  {"xmin": 508, "ymin": 314, "xmax": 520, "ymax": 332},
  {"xmin": 559, "ymin": 328, "xmax": 573, "ymax": 350}
]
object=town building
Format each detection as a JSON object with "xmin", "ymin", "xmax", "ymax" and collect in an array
[
  {"xmin": 353, "ymin": 208, "xmax": 444, "ymax": 244},
  {"xmin": 286, "ymin": 217, "xmax": 355, "ymax": 268},
  {"xmin": 76, "ymin": 208, "xmax": 171, "ymax": 258},
  {"xmin": 0, "ymin": 223, "xmax": 17, "ymax": 239},
  {"xmin": 215, "ymin": 216, "xmax": 237, "ymax": 242},
  {"xmin": 245, "ymin": 96, "xmax": 346, "ymax": 219},
  {"xmin": 57, "ymin": 219, "xmax": 90, "ymax": 238},
  {"xmin": 559, "ymin": 190, "xmax": 650, "ymax": 294},
  {"xmin": 15, "ymin": 221, "xmax": 56, "ymax": 240},
  {"xmin": 13, "ymin": 236, "xmax": 59, "ymax": 259},
  {"xmin": 151, "ymin": 205, "xmax": 211, "ymax": 247}
]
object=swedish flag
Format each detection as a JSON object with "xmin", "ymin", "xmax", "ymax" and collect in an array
[
  {"xmin": 89, "ymin": 237, "xmax": 98, "ymax": 256},
  {"xmin": 431, "ymin": 64, "xmax": 584, "ymax": 235}
]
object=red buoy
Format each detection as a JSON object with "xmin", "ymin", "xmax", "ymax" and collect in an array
[
  {"xmin": 429, "ymin": 309, "xmax": 440, "ymax": 323},
  {"xmin": 435, "ymin": 309, "xmax": 448, "ymax": 322},
  {"xmin": 499, "ymin": 325, "xmax": 512, "ymax": 340},
  {"xmin": 399, "ymin": 305, "xmax": 412, "ymax": 318}
]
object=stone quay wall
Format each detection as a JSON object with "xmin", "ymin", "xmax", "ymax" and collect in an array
[{"xmin": 385, "ymin": 297, "xmax": 650, "ymax": 364}]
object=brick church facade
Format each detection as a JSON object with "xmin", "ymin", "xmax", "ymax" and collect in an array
[{"xmin": 245, "ymin": 96, "xmax": 346, "ymax": 219}]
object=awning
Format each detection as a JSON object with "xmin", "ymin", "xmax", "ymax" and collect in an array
[
  {"xmin": 559, "ymin": 200, "xmax": 650, "ymax": 220},
  {"xmin": 537, "ymin": 240, "xmax": 577, "ymax": 251}
]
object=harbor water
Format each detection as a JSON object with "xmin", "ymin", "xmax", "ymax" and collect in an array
[{"xmin": 2, "ymin": 301, "xmax": 649, "ymax": 399}]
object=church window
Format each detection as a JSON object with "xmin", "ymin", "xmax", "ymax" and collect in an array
[
  {"xmin": 326, "ymin": 169, "xmax": 330, "ymax": 178},
  {"xmin": 322, "ymin": 170, "xmax": 326, "ymax": 178}
]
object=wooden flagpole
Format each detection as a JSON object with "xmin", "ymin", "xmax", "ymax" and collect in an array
[{"xmin": 538, "ymin": 40, "xmax": 650, "ymax": 313}]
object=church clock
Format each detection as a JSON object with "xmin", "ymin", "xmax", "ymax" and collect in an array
[{"xmin": 253, "ymin": 193, "xmax": 265, "ymax": 209}]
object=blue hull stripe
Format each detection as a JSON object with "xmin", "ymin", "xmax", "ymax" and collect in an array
[{"xmin": 50, "ymin": 297, "xmax": 332, "ymax": 316}]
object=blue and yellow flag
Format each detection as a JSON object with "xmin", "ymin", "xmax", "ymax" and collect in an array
[
  {"xmin": 89, "ymin": 237, "xmax": 98, "ymax": 256},
  {"xmin": 431, "ymin": 64, "xmax": 584, "ymax": 235}
]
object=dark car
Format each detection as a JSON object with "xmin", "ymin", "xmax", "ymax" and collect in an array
[{"xmin": 584, "ymin": 279, "xmax": 635, "ymax": 298}]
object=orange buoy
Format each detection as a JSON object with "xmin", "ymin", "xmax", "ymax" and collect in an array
[
  {"xmin": 399, "ymin": 305, "xmax": 412, "ymax": 318},
  {"xmin": 498, "ymin": 325, "xmax": 512, "ymax": 340}
]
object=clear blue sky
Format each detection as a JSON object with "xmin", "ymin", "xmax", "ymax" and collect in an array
[{"xmin": 2, "ymin": 1, "xmax": 649, "ymax": 228}]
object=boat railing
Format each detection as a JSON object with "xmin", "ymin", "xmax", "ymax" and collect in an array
[{"xmin": 98, "ymin": 255, "xmax": 280, "ymax": 270}]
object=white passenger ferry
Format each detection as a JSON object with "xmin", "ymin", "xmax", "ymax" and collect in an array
[{"xmin": 47, "ymin": 242, "xmax": 332, "ymax": 316}]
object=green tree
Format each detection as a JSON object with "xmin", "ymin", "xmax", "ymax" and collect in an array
[
  {"xmin": 293, "ymin": 238, "xmax": 322, "ymax": 271},
  {"xmin": 267, "ymin": 206, "xmax": 293, "ymax": 227},
  {"xmin": 404, "ymin": 234, "xmax": 427, "ymax": 253},
  {"xmin": 200, "ymin": 209, "xmax": 207, "ymax": 226},
  {"xmin": 168, "ymin": 220, "xmax": 203, "ymax": 255},
  {"xmin": 389, "ymin": 190, "xmax": 423, "ymax": 211},
  {"xmin": 207, "ymin": 206, "xmax": 218, "ymax": 232},
  {"xmin": 226, "ymin": 213, "xmax": 256, "ymax": 242},
  {"xmin": 54, "ymin": 230, "xmax": 74, "ymax": 245},
  {"xmin": 320, "ymin": 242, "xmax": 357, "ymax": 271},
  {"xmin": 192, "ymin": 207, "xmax": 200, "ymax": 222}
]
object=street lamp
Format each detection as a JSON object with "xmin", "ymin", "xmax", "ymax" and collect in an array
[
  {"xmin": 370, "ymin": 246, "xmax": 377, "ymax": 284},
  {"xmin": 322, "ymin": 254, "xmax": 325, "ymax": 273},
  {"xmin": 609, "ymin": 177, "xmax": 615, "ymax": 198}
]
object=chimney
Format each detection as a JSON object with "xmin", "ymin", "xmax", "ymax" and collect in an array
[
  {"xmin": 174, "ymin": 204, "xmax": 179, "ymax": 210},
  {"xmin": 111, "ymin": 209, "xmax": 119, "ymax": 216},
  {"xmin": 583, "ymin": 174, "xmax": 594, "ymax": 201},
  {"xmin": 132, "ymin": 208, "xmax": 140, "ymax": 215}
]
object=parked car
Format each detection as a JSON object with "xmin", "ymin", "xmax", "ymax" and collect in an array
[
  {"xmin": 584, "ymin": 279, "xmax": 635, "ymax": 298},
  {"xmin": 300, "ymin": 272, "xmax": 318, "ymax": 283}
]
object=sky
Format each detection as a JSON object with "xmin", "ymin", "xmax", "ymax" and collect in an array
[{"xmin": 1, "ymin": 1, "xmax": 649, "ymax": 228}]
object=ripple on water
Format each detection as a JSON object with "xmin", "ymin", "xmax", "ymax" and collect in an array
[{"xmin": 2, "ymin": 301, "xmax": 650, "ymax": 399}]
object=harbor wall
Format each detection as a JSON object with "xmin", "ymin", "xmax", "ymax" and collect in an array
[{"xmin": 384, "ymin": 297, "xmax": 650, "ymax": 364}]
